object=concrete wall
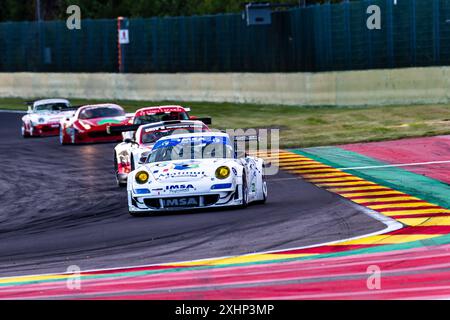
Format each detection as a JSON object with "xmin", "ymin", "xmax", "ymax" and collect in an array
[{"xmin": 0, "ymin": 67, "xmax": 448, "ymax": 106}]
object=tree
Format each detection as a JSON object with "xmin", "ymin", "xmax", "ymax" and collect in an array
[{"xmin": 0, "ymin": 0, "xmax": 353, "ymax": 22}]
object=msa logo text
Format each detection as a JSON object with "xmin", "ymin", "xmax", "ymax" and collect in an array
[{"xmin": 164, "ymin": 198, "xmax": 198, "ymax": 207}]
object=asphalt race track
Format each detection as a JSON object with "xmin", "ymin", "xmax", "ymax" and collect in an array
[{"xmin": 0, "ymin": 112, "xmax": 386, "ymax": 277}]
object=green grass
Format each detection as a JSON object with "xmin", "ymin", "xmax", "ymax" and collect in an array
[{"xmin": 2, "ymin": 97, "xmax": 450, "ymax": 148}]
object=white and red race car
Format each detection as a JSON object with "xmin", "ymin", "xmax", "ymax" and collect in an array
[
  {"xmin": 127, "ymin": 132, "xmax": 268, "ymax": 216},
  {"xmin": 112, "ymin": 120, "xmax": 211, "ymax": 187},
  {"xmin": 21, "ymin": 99, "xmax": 74, "ymax": 138}
]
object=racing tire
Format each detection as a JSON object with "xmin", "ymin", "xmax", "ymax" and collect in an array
[
  {"xmin": 255, "ymin": 176, "xmax": 268, "ymax": 205},
  {"xmin": 60, "ymin": 127, "xmax": 69, "ymax": 145},
  {"xmin": 71, "ymin": 128, "xmax": 79, "ymax": 145},
  {"xmin": 29, "ymin": 124, "xmax": 35, "ymax": 137},
  {"xmin": 241, "ymin": 173, "xmax": 249, "ymax": 208},
  {"xmin": 21, "ymin": 122, "xmax": 30, "ymax": 138},
  {"xmin": 114, "ymin": 154, "xmax": 127, "ymax": 188}
]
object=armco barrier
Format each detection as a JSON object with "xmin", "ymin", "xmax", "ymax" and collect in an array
[{"xmin": 0, "ymin": 67, "xmax": 448, "ymax": 106}]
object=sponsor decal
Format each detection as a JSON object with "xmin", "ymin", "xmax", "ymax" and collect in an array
[
  {"xmin": 139, "ymin": 107, "xmax": 182, "ymax": 117},
  {"xmin": 157, "ymin": 171, "xmax": 204, "ymax": 179},
  {"xmin": 97, "ymin": 119, "xmax": 123, "ymax": 125},
  {"xmin": 165, "ymin": 184, "xmax": 195, "ymax": 193},
  {"xmin": 156, "ymin": 162, "xmax": 174, "ymax": 169},
  {"xmin": 174, "ymin": 161, "xmax": 200, "ymax": 171},
  {"xmin": 135, "ymin": 188, "xmax": 151, "ymax": 195},
  {"xmin": 211, "ymin": 183, "xmax": 233, "ymax": 190},
  {"xmin": 163, "ymin": 197, "xmax": 198, "ymax": 207}
]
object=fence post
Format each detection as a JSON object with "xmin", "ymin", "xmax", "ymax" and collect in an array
[
  {"xmin": 117, "ymin": 17, "xmax": 129, "ymax": 73},
  {"xmin": 386, "ymin": 0, "xmax": 394, "ymax": 68},
  {"xmin": 344, "ymin": 0, "xmax": 352, "ymax": 69},
  {"xmin": 36, "ymin": 21, "xmax": 45, "ymax": 71},
  {"xmin": 365, "ymin": 0, "xmax": 373, "ymax": 69},
  {"xmin": 325, "ymin": 2, "xmax": 332, "ymax": 71},
  {"xmin": 433, "ymin": 0, "xmax": 440, "ymax": 65},
  {"xmin": 410, "ymin": 0, "xmax": 417, "ymax": 66}
]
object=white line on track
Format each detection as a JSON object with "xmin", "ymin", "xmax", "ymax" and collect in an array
[
  {"xmin": 338, "ymin": 160, "xmax": 450, "ymax": 171},
  {"xmin": 0, "ymin": 121, "xmax": 403, "ymax": 281}
]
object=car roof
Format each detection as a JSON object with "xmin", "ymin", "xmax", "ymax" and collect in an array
[
  {"xmin": 135, "ymin": 106, "xmax": 187, "ymax": 114},
  {"xmin": 34, "ymin": 99, "xmax": 70, "ymax": 107},
  {"xmin": 159, "ymin": 132, "xmax": 229, "ymax": 140},
  {"xmin": 139, "ymin": 120, "xmax": 206, "ymax": 131},
  {"xmin": 78, "ymin": 104, "xmax": 123, "ymax": 111}
]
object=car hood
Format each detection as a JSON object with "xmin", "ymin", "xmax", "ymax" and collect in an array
[
  {"xmin": 80, "ymin": 116, "xmax": 127, "ymax": 127},
  {"xmin": 27, "ymin": 111, "xmax": 74, "ymax": 123},
  {"xmin": 143, "ymin": 158, "xmax": 235, "ymax": 183}
]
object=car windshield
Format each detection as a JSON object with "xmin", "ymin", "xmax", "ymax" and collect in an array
[
  {"xmin": 35, "ymin": 103, "xmax": 70, "ymax": 112},
  {"xmin": 79, "ymin": 107, "xmax": 125, "ymax": 119},
  {"xmin": 141, "ymin": 125, "xmax": 209, "ymax": 145},
  {"xmin": 134, "ymin": 112, "xmax": 189, "ymax": 125},
  {"xmin": 147, "ymin": 136, "xmax": 233, "ymax": 163}
]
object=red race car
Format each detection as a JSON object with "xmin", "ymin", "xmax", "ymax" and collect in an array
[
  {"xmin": 117, "ymin": 105, "xmax": 211, "ymax": 141},
  {"xmin": 130, "ymin": 105, "xmax": 210, "ymax": 125},
  {"xmin": 60, "ymin": 104, "xmax": 130, "ymax": 145}
]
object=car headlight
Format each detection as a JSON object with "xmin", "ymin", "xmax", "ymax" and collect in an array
[
  {"xmin": 215, "ymin": 166, "xmax": 230, "ymax": 180},
  {"xmin": 79, "ymin": 121, "xmax": 91, "ymax": 130},
  {"xmin": 135, "ymin": 171, "xmax": 149, "ymax": 184}
]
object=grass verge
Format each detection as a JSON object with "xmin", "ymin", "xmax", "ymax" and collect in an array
[{"xmin": 1, "ymin": 97, "xmax": 450, "ymax": 148}]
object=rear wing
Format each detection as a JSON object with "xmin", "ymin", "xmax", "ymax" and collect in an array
[
  {"xmin": 107, "ymin": 121, "xmax": 190, "ymax": 135},
  {"xmin": 231, "ymin": 135, "xmax": 259, "ymax": 158},
  {"xmin": 233, "ymin": 135, "xmax": 258, "ymax": 142},
  {"xmin": 107, "ymin": 119, "xmax": 212, "ymax": 135},
  {"xmin": 197, "ymin": 117, "xmax": 212, "ymax": 125},
  {"xmin": 107, "ymin": 124, "xmax": 141, "ymax": 135}
]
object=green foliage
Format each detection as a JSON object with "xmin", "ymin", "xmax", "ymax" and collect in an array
[{"xmin": 0, "ymin": 0, "xmax": 343, "ymax": 22}]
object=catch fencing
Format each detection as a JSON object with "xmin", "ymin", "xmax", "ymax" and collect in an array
[{"xmin": 1, "ymin": 0, "xmax": 450, "ymax": 73}]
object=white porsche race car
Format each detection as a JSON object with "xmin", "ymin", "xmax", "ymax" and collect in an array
[
  {"xmin": 112, "ymin": 120, "xmax": 210, "ymax": 187},
  {"xmin": 21, "ymin": 99, "xmax": 74, "ymax": 138},
  {"xmin": 127, "ymin": 132, "xmax": 268, "ymax": 216}
]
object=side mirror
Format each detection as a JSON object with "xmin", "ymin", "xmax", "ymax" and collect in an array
[
  {"xmin": 138, "ymin": 152, "xmax": 151, "ymax": 164},
  {"xmin": 124, "ymin": 138, "xmax": 135, "ymax": 144}
]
